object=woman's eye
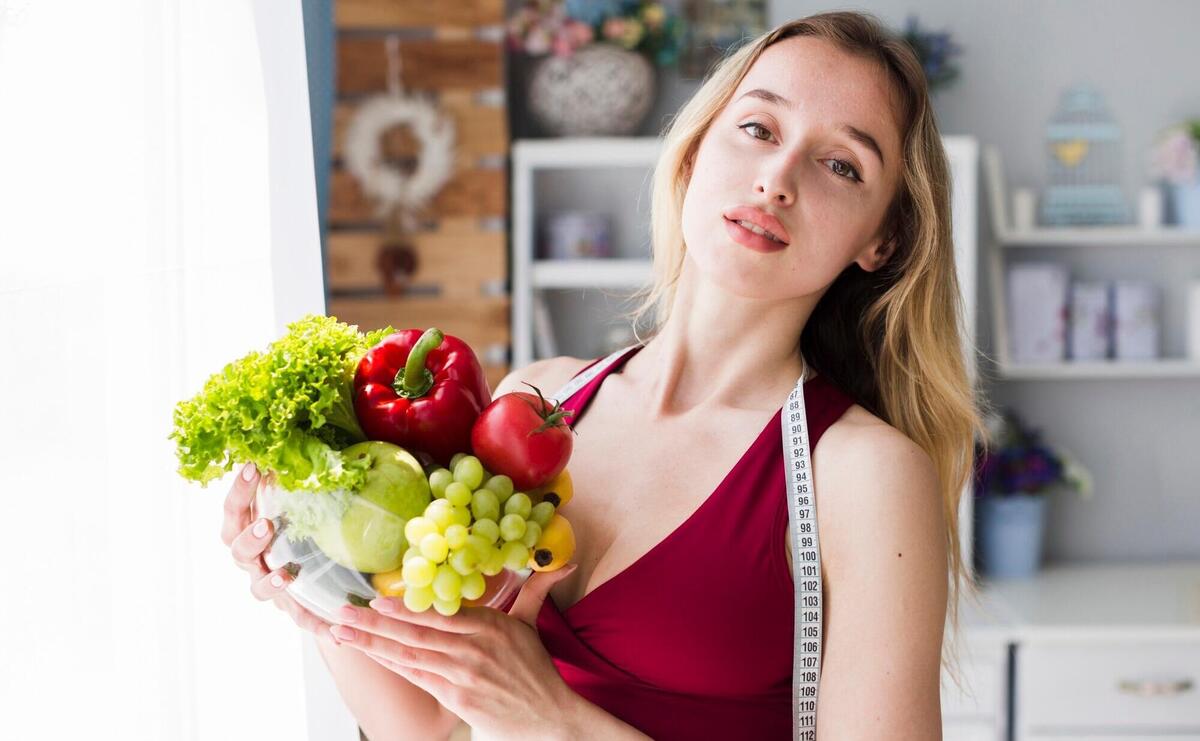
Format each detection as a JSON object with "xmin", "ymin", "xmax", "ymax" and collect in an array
[
  {"xmin": 737, "ymin": 122, "xmax": 773, "ymax": 142},
  {"xmin": 737, "ymin": 121, "xmax": 863, "ymax": 184},
  {"xmin": 826, "ymin": 159, "xmax": 863, "ymax": 183}
]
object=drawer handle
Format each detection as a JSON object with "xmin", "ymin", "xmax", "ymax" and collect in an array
[{"xmin": 1116, "ymin": 678, "xmax": 1195, "ymax": 697}]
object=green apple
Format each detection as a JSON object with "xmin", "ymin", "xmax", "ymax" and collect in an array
[{"xmin": 312, "ymin": 440, "xmax": 432, "ymax": 573}]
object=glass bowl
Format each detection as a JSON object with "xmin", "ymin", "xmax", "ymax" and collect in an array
[{"xmin": 253, "ymin": 473, "xmax": 531, "ymax": 623}]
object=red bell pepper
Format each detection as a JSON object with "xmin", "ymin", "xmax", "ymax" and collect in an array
[{"xmin": 353, "ymin": 328, "xmax": 491, "ymax": 466}]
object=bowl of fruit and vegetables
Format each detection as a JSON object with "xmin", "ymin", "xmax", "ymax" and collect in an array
[{"xmin": 171, "ymin": 316, "xmax": 577, "ymax": 622}]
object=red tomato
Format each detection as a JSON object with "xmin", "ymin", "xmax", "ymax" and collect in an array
[{"xmin": 470, "ymin": 385, "xmax": 573, "ymax": 491}]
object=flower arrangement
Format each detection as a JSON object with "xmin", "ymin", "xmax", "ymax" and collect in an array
[
  {"xmin": 898, "ymin": 14, "xmax": 962, "ymax": 94},
  {"xmin": 506, "ymin": 0, "xmax": 683, "ymax": 66},
  {"xmin": 974, "ymin": 408, "xmax": 1093, "ymax": 498},
  {"xmin": 1149, "ymin": 121, "xmax": 1200, "ymax": 186}
]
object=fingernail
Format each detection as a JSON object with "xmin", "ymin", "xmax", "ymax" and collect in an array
[
  {"xmin": 339, "ymin": 605, "xmax": 357, "ymax": 623},
  {"xmin": 369, "ymin": 597, "xmax": 395, "ymax": 613},
  {"xmin": 270, "ymin": 574, "xmax": 284, "ymax": 589},
  {"xmin": 252, "ymin": 519, "xmax": 269, "ymax": 538},
  {"xmin": 331, "ymin": 625, "xmax": 356, "ymax": 642},
  {"xmin": 283, "ymin": 561, "xmax": 301, "ymax": 577},
  {"xmin": 242, "ymin": 462, "xmax": 257, "ymax": 481}
]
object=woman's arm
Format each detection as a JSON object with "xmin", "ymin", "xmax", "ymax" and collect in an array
[
  {"xmin": 315, "ymin": 636, "xmax": 463, "ymax": 741},
  {"xmin": 560, "ymin": 695, "xmax": 654, "ymax": 740},
  {"xmin": 811, "ymin": 421, "xmax": 948, "ymax": 740}
]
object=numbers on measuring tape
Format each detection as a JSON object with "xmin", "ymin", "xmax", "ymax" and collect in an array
[{"xmin": 784, "ymin": 373, "xmax": 821, "ymax": 739}]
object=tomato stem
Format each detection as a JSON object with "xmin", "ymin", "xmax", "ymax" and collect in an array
[{"xmin": 522, "ymin": 381, "xmax": 575, "ymax": 434}]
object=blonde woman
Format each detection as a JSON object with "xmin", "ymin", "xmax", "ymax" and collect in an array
[{"xmin": 223, "ymin": 10, "xmax": 988, "ymax": 740}]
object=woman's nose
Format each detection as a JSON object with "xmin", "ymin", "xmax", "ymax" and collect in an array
[{"xmin": 754, "ymin": 166, "xmax": 796, "ymax": 207}]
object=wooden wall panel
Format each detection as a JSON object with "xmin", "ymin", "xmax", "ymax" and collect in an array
[
  {"xmin": 328, "ymin": 295, "xmax": 511, "ymax": 391},
  {"xmin": 336, "ymin": 0, "xmax": 503, "ymax": 29},
  {"xmin": 329, "ymin": 168, "xmax": 505, "ymax": 225},
  {"xmin": 326, "ymin": 225, "xmax": 505, "ymax": 299},
  {"xmin": 333, "ymin": 94, "xmax": 507, "ymax": 161},
  {"xmin": 337, "ymin": 38, "xmax": 502, "ymax": 95},
  {"xmin": 329, "ymin": 10, "xmax": 510, "ymax": 391}
]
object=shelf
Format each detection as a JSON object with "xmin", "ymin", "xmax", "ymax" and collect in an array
[
  {"xmin": 965, "ymin": 559, "xmax": 1200, "ymax": 643},
  {"xmin": 530, "ymin": 259, "xmax": 652, "ymax": 289},
  {"xmin": 997, "ymin": 358, "xmax": 1200, "ymax": 379},
  {"xmin": 511, "ymin": 137, "xmax": 661, "ymax": 169},
  {"xmin": 998, "ymin": 225, "xmax": 1200, "ymax": 247},
  {"xmin": 982, "ymin": 145, "xmax": 1200, "ymax": 246}
]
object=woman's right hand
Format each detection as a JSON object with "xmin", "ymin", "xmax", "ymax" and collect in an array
[{"xmin": 222, "ymin": 462, "xmax": 339, "ymax": 647}]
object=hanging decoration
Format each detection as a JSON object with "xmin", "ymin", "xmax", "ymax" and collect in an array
[{"xmin": 343, "ymin": 36, "xmax": 457, "ymax": 295}]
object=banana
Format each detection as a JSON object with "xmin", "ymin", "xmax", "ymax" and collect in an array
[
  {"xmin": 528, "ymin": 513, "xmax": 576, "ymax": 572},
  {"xmin": 529, "ymin": 468, "xmax": 573, "ymax": 508}
]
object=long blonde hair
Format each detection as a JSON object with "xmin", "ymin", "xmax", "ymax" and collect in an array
[{"xmin": 630, "ymin": 10, "xmax": 992, "ymax": 692}]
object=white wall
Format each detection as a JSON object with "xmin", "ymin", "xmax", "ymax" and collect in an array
[{"xmin": 770, "ymin": 0, "xmax": 1200, "ymax": 562}]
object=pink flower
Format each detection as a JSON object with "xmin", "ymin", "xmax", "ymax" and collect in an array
[
  {"xmin": 524, "ymin": 25, "xmax": 553, "ymax": 56},
  {"xmin": 1150, "ymin": 126, "xmax": 1199, "ymax": 186},
  {"xmin": 602, "ymin": 17, "xmax": 626, "ymax": 42},
  {"xmin": 565, "ymin": 18, "xmax": 593, "ymax": 45},
  {"xmin": 551, "ymin": 32, "xmax": 575, "ymax": 57}
]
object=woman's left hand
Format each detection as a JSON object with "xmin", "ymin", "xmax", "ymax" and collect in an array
[{"xmin": 328, "ymin": 565, "xmax": 580, "ymax": 741}]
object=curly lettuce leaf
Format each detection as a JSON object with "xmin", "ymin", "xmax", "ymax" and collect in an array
[{"xmin": 170, "ymin": 314, "xmax": 395, "ymax": 492}]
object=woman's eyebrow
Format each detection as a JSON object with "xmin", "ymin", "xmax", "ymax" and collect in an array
[{"xmin": 735, "ymin": 87, "xmax": 886, "ymax": 168}]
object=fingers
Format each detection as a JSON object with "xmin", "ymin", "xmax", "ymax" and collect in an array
[
  {"xmin": 509, "ymin": 564, "xmax": 577, "ymax": 627},
  {"xmin": 328, "ymin": 621, "xmax": 457, "ymax": 680},
  {"xmin": 221, "ymin": 463, "xmax": 260, "ymax": 547},
  {"xmin": 363, "ymin": 597, "xmax": 482, "ymax": 635},
  {"xmin": 273, "ymin": 593, "xmax": 338, "ymax": 648},
  {"xmin": 230, "ymin": 516, "xmax": 274, "ymax": 573},
  {"xmin": 332, "ymin": 603, "xmax": 464, "ymax": 651},
  {"xmin": 251, "ymin": 563, "xmax": 298, "ymax": 601}
]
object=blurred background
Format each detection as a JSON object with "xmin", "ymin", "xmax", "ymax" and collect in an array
[{"xmin": 1, "ymin": 1, "xmax": 1198, "ymax": 739}]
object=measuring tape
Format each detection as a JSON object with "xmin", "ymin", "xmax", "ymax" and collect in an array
[{"xmin": 549, "ymin": 345, "xmax": 821, "ymax": 739}]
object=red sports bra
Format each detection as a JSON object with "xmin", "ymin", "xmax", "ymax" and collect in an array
[{"xmin": 533, "ymin": 345, "xmax": 857, "ymax": 739}]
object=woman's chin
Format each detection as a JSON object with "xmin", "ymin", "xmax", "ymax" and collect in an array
[{"xmin": 691, "ymin": 252, "xmax": 783, "ymax": 299}]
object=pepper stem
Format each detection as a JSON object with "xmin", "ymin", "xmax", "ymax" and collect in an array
[{"xmin": 394, "ymin": 328, "xmax": 443, "ymax": 399}]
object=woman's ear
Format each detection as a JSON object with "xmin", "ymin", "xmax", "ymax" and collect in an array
[{"xmin": 855, "ymin": 233, "xmax": 898, "ymax": 273}]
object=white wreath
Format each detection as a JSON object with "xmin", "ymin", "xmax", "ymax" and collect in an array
[{"xmin": 344, "ymin": 93, "xmax": 456, "ymax": 220}]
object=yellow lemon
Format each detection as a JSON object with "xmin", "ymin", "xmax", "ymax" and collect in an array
[
  {"xmin": 529, "ymin": 468, "xmax": 574, "ymax": 508},
  {"xmin": 371, "ymin": 568, "xmax": 407, "ymax": 597},
  {"xmin": 528, "ymin": 513, "xmax": 576, "ymax": 572}
]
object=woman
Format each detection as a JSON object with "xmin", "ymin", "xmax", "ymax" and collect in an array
[{"xmin": 223, "ymin": 10, "xmax": 988, "ymax": 740}]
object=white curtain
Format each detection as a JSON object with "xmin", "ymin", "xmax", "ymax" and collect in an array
[{"xmin": 0, "ymin": 2, "xmax": 344, "ymax": 738}]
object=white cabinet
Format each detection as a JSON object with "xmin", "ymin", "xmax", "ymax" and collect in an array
[
  {"xmin": 942, "ymin": 637, "xmax": 1009, "ymax": 740},
  {"xmin": 1017, "ymin": 641, "xmax": 1200, "ymax": 736}
]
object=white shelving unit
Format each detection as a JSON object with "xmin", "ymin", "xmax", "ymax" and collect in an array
[
  {"xmin": 530, "ymin": 258, "xmax": 652, "ymax": 290},
  {"xmin": 510, "ymin": 137, "xmax": 661, "ymax": 367},
  {"xmin": 981, "ymin": 144, "xmax": 1200, "ymax": 379}
]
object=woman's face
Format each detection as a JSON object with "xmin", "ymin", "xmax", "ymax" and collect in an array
[{"xmin": 680, "ymin": 36, "xmax": 904, "ymax": 302}]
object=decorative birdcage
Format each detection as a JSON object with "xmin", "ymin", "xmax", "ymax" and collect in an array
[{"xmin": 1040, "ymin": 84, "xmax": 1131, "ymax": 226}]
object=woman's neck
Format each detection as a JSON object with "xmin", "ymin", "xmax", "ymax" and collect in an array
[{"xmin": 626, "ymin": 258, "xmax": 820, "ymax": 418}]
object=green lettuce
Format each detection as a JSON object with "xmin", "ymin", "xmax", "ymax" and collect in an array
[{"xmin": 170, "ymin": 314, "xmax": 394, "ymax": 492}]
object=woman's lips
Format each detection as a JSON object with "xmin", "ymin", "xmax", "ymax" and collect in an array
[{"xmin": 723, "ymin": 216, "xmax": 788, "ymax": 253}]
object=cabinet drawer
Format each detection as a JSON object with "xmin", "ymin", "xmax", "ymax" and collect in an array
[
  {"xmin": 942, "ymin": 641, "xmax": 1007, "ymax": 718},
  {"xmin": 1018, "ymin": 642, "xmax": 1200, "ymax": 731}
]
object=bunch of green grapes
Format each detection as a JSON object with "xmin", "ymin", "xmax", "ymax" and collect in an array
[{"xmin": 397, "ymin": 454, "xmax": 559, "ymax": 616}]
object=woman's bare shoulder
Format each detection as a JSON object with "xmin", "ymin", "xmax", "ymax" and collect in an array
[
  {"xmin": 813, "ymin": 399, "xmax": 942, "ymax": 568},
  {"xmin": 491, "ymin": 355, "xmax": 594, "ymax": 398}
]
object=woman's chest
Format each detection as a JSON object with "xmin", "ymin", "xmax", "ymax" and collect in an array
[{"xmin": 550, "ymin": 401, "xmax": 784, "ymax": 612}]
